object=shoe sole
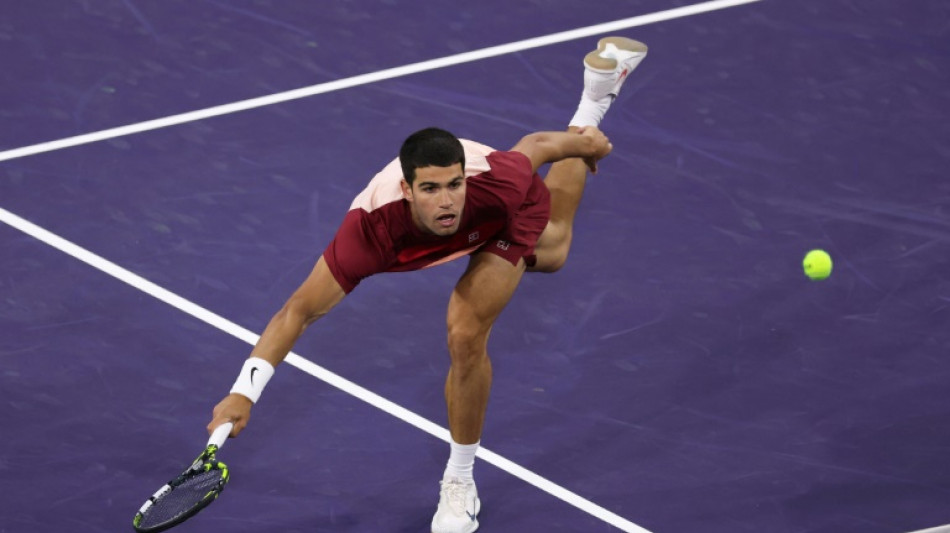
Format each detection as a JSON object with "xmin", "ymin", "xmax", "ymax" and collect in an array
[{"xmin": 584, "ymin": 36, "xmax": 648, "ymax": 72}]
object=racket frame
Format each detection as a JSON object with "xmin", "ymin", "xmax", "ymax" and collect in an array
[{"xmin": 132, "ymin": 423, "xmax": 233, "ymax": 533}]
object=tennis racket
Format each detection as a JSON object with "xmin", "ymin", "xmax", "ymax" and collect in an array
[{"xmin": 132, "ymin": 422, "xmax": 234, "ymax": 532}]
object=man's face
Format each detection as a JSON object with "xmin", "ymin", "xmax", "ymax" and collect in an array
[{"xmin": 401, "ymin": 163, "xmax": 466, "ymax": 236}]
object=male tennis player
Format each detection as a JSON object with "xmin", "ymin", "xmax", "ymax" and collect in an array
[{"xmin": 208, "ymin": 36, "xmax": 647, "ymax": 533}]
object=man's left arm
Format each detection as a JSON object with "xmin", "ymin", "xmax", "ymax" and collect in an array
[{"xmin": 509, "ymin": 127, "xmax": 613, "ymax": 174}]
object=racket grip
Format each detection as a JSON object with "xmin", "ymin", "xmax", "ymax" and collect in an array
[{"xmin": 208, "ymin": 422, "xmax": 234, "ymax": 449}]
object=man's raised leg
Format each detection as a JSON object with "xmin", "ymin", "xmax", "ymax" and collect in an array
[
  {"xmin": 532, "ymin": 36, "xmax": 648, "ymax": 273},
  {"xmin": 530, "ymin": 134, "xmax": 589, "ymax": 273}
]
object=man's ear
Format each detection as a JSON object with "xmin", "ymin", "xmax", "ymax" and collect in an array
[{"xmin": 400, "ymin": 179, "xmax": 413, "ymax": 201}]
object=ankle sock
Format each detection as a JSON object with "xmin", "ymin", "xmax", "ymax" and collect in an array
[
  {"xmin": 569, "ymin": 94, "xmax": 613, "ymax": 128},
  {"xmin": 443, "ymin": 438, "xmax": 479, "ymax": 483}
]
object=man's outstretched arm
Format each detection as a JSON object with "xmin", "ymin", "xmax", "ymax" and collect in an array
[
  {"xmin": 510, "ymin": 127, "xmax": 613, "ymax": 174},
  {"xmin": 207, "ymin": 256, "xmax": 346, "ymax": 437}
]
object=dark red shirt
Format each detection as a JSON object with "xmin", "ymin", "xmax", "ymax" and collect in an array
[{"xmin": 324, "ymin": 142, "xmax": 550, "ymax": 293}]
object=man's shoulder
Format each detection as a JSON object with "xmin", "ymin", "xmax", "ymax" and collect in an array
[
  {"xmin": 469, "ymin": 149, "xmax": 533, "ymax": 185},
  {"xmin": 460, "ymin": 138, "xmax": 495, "ymax": 176},
  {"xmin": 342, "ymin": 200, "xmax": 410, "ymax": 242},
  {"xmin": 460, "ymin": 139, "xmax": 529, "ymax": 176}
]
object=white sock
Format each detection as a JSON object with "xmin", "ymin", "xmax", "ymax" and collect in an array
[
  {"xmin": 569, "ymin": 94, "xmax": 613, "ymax": 128},
  {"xmin": 443, "ymin": 438, "xmax": 479, "ymax": 482}
]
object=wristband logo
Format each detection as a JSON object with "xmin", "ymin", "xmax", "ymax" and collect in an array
[{"xmin": 250, "ymin": 366, "xmax": 258, "ymax": 386}]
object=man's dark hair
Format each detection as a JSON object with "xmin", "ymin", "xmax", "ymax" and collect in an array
[{"xmin": 399, "ymin": 127, "xmax": 465, "ymax": 186}]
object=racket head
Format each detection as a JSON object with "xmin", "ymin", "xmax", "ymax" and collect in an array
[{"xmin": 133, "ymin": 445, "xmax": 230, "ymax": 533}]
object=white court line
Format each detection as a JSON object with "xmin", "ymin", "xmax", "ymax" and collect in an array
[
  {"xmin": 0, "ymin": 206, "xmax": 650, "ymax": 533},
  {"xmin": 908, "ymin": 526, "xmax": 950, "ymax": 533},
  {"xmin": 0, "ymin": 0, "xmax": 762, "ymax": 163}
]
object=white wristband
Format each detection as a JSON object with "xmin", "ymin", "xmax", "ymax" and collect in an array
[{"xmin": 229, "ymin": 357, "xmax": 275, "ymax": 404}]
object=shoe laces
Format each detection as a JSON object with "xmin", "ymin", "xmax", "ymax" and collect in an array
[{"xmin": 441, "ymin": 478, "xmax": 473, "ymax": 515}]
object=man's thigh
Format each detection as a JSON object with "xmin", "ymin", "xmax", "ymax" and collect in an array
[{"xmin": 447, "ymin": 252, "xmax": 526, "ymax": 338}]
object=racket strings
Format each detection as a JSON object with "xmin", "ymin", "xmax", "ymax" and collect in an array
[{"xmin": 137, "ymin": 468, "xmax": 226, "ymax": 528}]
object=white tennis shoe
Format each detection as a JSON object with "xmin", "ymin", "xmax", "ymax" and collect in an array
[
  {"xmin": 431, "ymin": 478, "xmax": 480, "ymax": 533},
  {"xmin": 582, "ymin": 36, "xmax": 648, "ymax": 101}
]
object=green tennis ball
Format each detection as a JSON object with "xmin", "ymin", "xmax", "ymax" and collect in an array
[{"xmin": 803, "ymin": 249, "xmax": 833, "ymax": 281}]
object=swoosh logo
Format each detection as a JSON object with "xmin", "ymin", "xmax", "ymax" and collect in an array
[
  {"xmin": 466, "ymin": 511, "xmax": 476, "ymax": 522},
  {"xmin": 250, "ymin": 366, "xmax": 258, "ymax": 386}
]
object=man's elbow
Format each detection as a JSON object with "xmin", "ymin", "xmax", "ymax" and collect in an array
[{"xmin": 283, "ymin": 294, "xmax": 324, "ymax": 329}]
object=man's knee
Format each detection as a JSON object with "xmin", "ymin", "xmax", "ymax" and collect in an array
[
  {"xmin": 446, "ymin": 320, "xmax": 490, "ymax": 367},
  {"xmin": 532, "ymin": 220, "xmax": 574, "ymax": 273},
  {"xmin": 531, "ymin": 241, "xmax": 571, "ymax": 273}
]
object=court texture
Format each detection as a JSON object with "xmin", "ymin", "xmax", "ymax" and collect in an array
[{"xmin": 1, "ymin": 0, "xmax": 948, "ymax": 532}]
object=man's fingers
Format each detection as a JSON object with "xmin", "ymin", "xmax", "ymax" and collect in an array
[
  {"xmin": 585, "ymin": 157, "xmax": 598, "ymax": 174},
  {"xmin": 208, "ymin": 393, "xmax": 253, "ymax": 436},
  {"xmin": 208, "ymin": 410, "xmax": 244, "ymax": 436}
]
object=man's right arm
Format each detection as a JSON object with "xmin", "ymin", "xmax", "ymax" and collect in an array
[
  {"xmin": 208, "ymin": 256, "xmax": 346, "ymax": 437},
  {"xmin": 510, "ymin": 127, "xmax": 612, "ymax": 174}
]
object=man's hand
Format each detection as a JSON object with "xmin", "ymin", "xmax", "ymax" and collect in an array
[
  {"xmin": 511, "ymin": 128, "xmax": 614, "ymax": 174},
  {"xmin": 577, "ymin": 126, "xmax": 613, "ymax": 174},
  {"xmin": 208, "ymin": 393, "xmax": 253, "ymax": 438}
]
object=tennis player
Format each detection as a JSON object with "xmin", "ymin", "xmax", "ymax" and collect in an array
[{"xmin": 208, "ymin": 36, "xmax": 647, "ymax": 533}]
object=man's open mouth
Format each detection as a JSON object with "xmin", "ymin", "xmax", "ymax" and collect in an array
[{"xmin": 436, "ymin": 214, "xmax": 456, "ymax": 227}]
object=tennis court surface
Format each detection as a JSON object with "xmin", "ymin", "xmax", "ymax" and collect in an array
[{"xmin": 1, "ymin": 1, "xmax": 948, "ymax": 531}]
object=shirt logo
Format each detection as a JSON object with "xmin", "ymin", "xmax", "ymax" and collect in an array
[
  {"xmin": 468, "ymin": 231, "xmax": 480, "ymax": 243},
  {"xmin": 496, "ymin": 240, "xmax": 510, "ymax": 251}
]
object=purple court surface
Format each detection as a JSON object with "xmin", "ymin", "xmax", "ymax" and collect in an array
[{"xmin": 2, "ymin": 1, "xmax": 949, "ymax": 532}]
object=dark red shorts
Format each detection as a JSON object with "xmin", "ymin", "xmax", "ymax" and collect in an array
[{"xmin": 480, "ymin": 172, "xmax": 551, "ymax": 268}]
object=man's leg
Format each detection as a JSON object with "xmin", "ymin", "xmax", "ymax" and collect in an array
[
  {"xmin": 530, "ymin": 131, "xmax": 588, "ymax": 273},
  {"xmin": 445, "ymin": 252, "xmax": 524, "ymax": 442},
  {"xmin": 532, "ymin": 36, "xmax": 648, "ymax": 273},
  {"xmin": 432, "ymin": 252, "xmax": 525, "ymax": 533}
]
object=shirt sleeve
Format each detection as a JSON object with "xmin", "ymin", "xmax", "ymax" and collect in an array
[
  {"xmin": 323, "ymin": 209, "xmax": 389, "ymax": 293},
  {"xmin": 483, "ymin": 150, "xmax": 537, "ymax": 213}
]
